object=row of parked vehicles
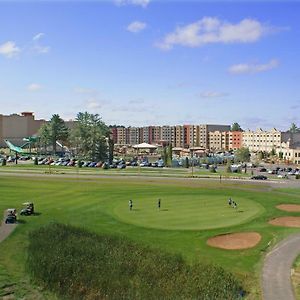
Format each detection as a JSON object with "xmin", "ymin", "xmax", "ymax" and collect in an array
[
  {"xmin": 257, "ymin": 166, "xmax": 300, "ymax": 179},
  {"xmin": 35, "ymin": 157, "xmax": 165, "ymax": 169},
  {"xmin": 5, "ymin": 202, "xmax": 35, "ymax": 224}
]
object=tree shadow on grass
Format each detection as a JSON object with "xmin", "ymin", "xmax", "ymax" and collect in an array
[
  {"xmin": 32, "ymin": 212, "xmax": 42, "ymax": 216},
  {"xmin": 17, "ymin": 219, "xmax": 27, "ymax": 224}
]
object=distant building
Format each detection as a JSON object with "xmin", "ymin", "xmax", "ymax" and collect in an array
[
  {"xmin": 242, "ymin": 128, "xmax": 300, "ymax": 153},
  {"xmin": 0, "ymin": 112, "xmax": 46, "ymax": 147}
]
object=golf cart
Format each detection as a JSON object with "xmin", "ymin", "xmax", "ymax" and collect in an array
[
  {"xmin": 5, "ymin": 208, "xmax": 17, "ymax": 224},
  {"xmin": 20, "ymin": 202, "xmax": 34, "ymax": 216}
]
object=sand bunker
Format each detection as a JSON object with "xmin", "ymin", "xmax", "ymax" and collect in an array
[
  {"xmin": 276, "ymin": 204, "xmax": 300, "ymax": 212},
  {"xmin": 269, "ymin": 216, "xmax": 300, "ymax": 227},
  {"xmin": 207, "ymin": 232, "xmax": 261, "ymax": 250}
]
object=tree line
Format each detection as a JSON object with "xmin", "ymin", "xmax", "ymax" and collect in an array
[{"xmin": 38, "ymin": 112, "xmax": 112, "ymax": 162}]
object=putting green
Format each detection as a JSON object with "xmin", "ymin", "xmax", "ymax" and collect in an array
[{"xmin": 113, "ymin": 195, "xmax": 264, "ymax": 230}]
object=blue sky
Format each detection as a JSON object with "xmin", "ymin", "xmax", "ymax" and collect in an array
[{"xmin": 0, "ymin": 0, "xmax": 299, "ymax": 130}]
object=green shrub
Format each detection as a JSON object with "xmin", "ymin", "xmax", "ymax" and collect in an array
[
  {"xmin": 209, "ymin": 166, "xmax": 216, "ymax": 173},
  {"xmin": 296, "ymin": 174, "xmax": 300, "ymax": 180},
  {"xmin": 1, "ymin": 158, "xmax": 6, "ymax": 166},
  {"xmin": 27, "ymin": 224, "xmax": 242, "ymax": 300},
  {"xmin": 226, "ymin": 164, "xmax": 232, "ymax": 173}
]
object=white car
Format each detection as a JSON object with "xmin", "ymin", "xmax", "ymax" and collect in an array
[{"xmin": 278, "ymin": 174, "xmax": 288, "ymax": 179}]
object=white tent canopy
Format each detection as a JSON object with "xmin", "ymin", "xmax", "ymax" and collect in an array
[{"xmin": 133, "ymin": 143, "xmax": 157, "ymax": 149}]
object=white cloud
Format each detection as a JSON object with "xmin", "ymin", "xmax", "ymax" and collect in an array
[
  {"xmin": 0, "ymin": 41, "xmax": 20, "ymax": 58},
  {"xmin": 74, "ymin": 87, "xmax": 98, "ymax": 95},
  {"xmin": 115, "ymin": 0, "xmax": 150, "ymax": 8},
  {"xmin": 33, "ymin": 45, "xmax": 50, "ymax": 54},
  {"xmin": 27, "ymin": 83, "xmax": 42, "ymax": 91},
  {"xmin": 200, "ymin": 91, "xmax": 228, "ymax": 98},
  {"xmin": 75, "ymin": 87, "xmax": 107, "ymax": 110},
  {"xmin": 86, "ymin": 99, "xmax": 103, "ymax": 110},
  {"xmin": 32, "ymin": 33, "xmax": 50, "ymax": 54},
  {"xmin": 156, "ymin": 17, "xmax": 275, "ymax": 50},
  {"xmin": 228, "ymin": 59, "xmax": 279, "ymax": 74},
  {"xmin": 33, "ymin": 33, "xmax": 45, "ymax": 41},
  {"xmin": 127, "ymin": 21, "xmax": 147, "ymax": 33}
]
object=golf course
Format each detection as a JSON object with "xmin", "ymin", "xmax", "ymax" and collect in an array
[{"xmin": 1, "ymin": 167, "xmax": 300, "ymax": 299}]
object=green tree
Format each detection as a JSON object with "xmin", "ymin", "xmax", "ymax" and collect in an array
[
  {"xmin": 257, "ymin": 151, "xmax": 264, "ymax": 160},
  {"xmin": 279, "ymin": 151, "xmax": 283, "ymax": 159},
  {"xmin": 71, "ymin": 112, "xmax": 109, "ymax": 161},
  {"xmin": 38, "ymin": 123, "xmax": 51, "ymax": 152},
  {"xmin": 289, "ymin": 123, "xmax": 300, "ymax": 133},
  {"xmin": 167, "ymin": 144, "xmax": 172, "ymax": 167},
  {"xmin": 162, "ymin": 146, "xmax": 168, "ymax": 166},
  {"xmin": 234, "ymin": 147, "xmax": 250, "ymax": 162},
  {"xmin": 48, "ymin": 114, "xmax": 69, "ymax": 153},
  {"xmin": 231, "ymin": 122, "xmax": 243, "ymax": 132},
  {"xmin": 108, "ymin": 138, "xmax": 114, "ymax": 165},
  {"xmin": 270, "ymin": 148, "xmax": 276, "ymax": 156},
  {"xmin": 39, "ymin": 115, "xmax": 69, "ymax": 154},
  {"xmin": 185, "ymin": 157, "xmax": 189, "ymax": 168},
  {"xmin": 226, "ymin": 161, "xmax": 232, "ymax": 173}
]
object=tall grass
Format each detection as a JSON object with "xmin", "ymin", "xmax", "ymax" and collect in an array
[{"xmin": 27, "ymin": 223, "xmax": 242, "ymax": 300}]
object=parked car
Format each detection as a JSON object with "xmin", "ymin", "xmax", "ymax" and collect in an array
[
  {"xmin": 259, "ymin": 168, "xmax": 267, "ymax": 172},
  {"xmin": 117, "ymin": 163, "xmax": 126, "ymax": 169},
  {"xmin": 278, "ymin": 174, "xmax": 288, "ymax": 179},
  {"xmin": 251, "ymin": 175, "xmax": 267, "ymax": 180}
]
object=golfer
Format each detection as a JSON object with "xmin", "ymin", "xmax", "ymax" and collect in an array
[
  {"xmin": 228, "ymin": 197, "xmax": 232, "ymax": 206},
  {"xmin": 158, "ymin": 198, "xmax": 161, "ymax": 210},
  {"xmin": 129, "ymin": 199, "xmax": 133, "ymax": 211}
]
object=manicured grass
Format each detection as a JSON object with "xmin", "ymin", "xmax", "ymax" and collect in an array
[
  {"xmin": 0, "ymin": 174, "xmax": 300, "ymax": 299},
  {"xmin": 113, "ymin": 194, "xmax": 264, "ymax": 230}
]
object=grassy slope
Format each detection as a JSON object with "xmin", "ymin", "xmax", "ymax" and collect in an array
[{"xmin": 0, "ymin": 175, "xmax": 300, "ymax": 299}]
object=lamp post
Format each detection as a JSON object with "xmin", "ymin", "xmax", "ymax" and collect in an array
[{"xmin": 191, "ymin": 133, "xmax": 194, "ymax": 178}]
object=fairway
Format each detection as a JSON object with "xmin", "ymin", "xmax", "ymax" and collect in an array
[
  {"xmin": 113, "ymin": 195, "xmax": 264, "ymax": 230},
  {"xmin": 1, "ymin": 173, "xmax": 300, "ymax": 299}
]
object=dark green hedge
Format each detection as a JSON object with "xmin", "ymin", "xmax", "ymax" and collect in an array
[{"xmin": 27, "ymin": 223, "xmax": 242, "ymax": 300}]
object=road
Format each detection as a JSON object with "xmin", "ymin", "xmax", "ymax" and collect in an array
[{"xmin": 262, "ymin": 233, "xmax": 300, "ymax": 300}]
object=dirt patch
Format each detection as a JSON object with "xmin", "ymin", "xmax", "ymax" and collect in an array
[
  {"xmin": 207, "ymin": 232, "xmax": 261, "ymax": 250},
  {"xmin": 269, "ymin": 217, "xmax": 300, "ymax": 228},
  {"xmin": 277, "ymin": 204, "xmax": 300, "ymax": 212},
  {"xmin": 0, "ymin": 212, "xmax": 17, "ymax": 243}
]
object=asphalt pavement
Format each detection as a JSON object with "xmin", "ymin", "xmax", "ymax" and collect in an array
[{"xmin": 262, "ymin": 233, "xmax": 300, "ymax": 300}]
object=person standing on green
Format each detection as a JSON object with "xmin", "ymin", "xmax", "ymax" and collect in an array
[
  {"xmin": 158, "ymin": 198, "xmax": 161, "ymax": 210},
  {"xmin": 129, "ymin": 199, "xmax": 133, "ymax": 211}
]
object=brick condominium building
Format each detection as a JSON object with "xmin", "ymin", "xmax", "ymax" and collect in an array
[{"xmin": 111, "ymin": 124, "xmax": 231, "ymax": 149}]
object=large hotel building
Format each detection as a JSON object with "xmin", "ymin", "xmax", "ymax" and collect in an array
[
  {"xmin": 0, "ymin": 112, "xmax": 46, "ymax": 148},
  {"xmin": 1, "ymin": 112, "xmax": 300, "ymax": 164},
  {"xmin": 110, "ymin": 124, "xmax": 232, "ymax": 150}
]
